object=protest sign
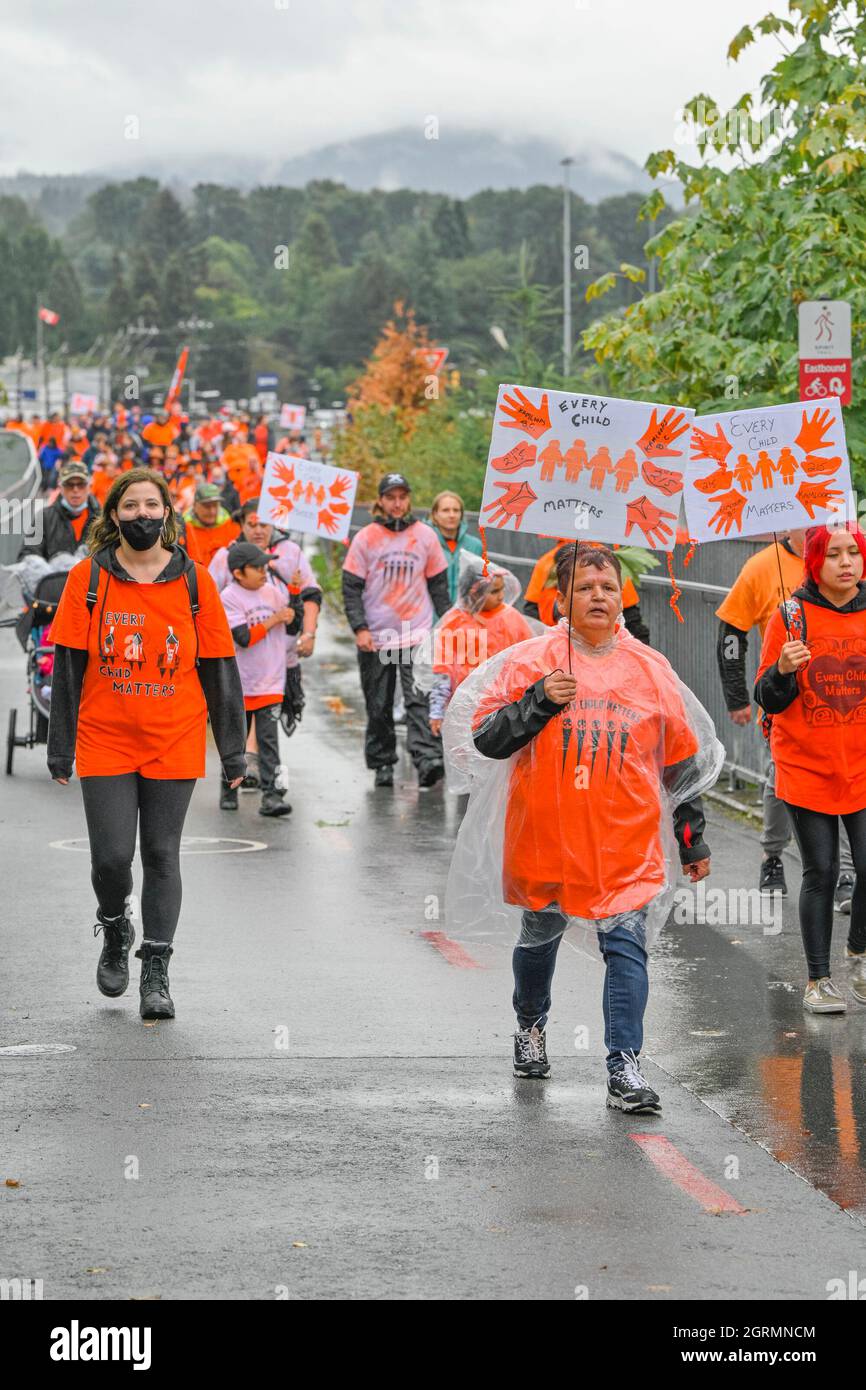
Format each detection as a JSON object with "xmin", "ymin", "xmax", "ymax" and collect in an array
[
  {"xmin": 69, "ymin": 392, "xmax": 98, "ymax": 415},
  {"xmin": 479, "ymin": 384, "xmax": 694, "ymax": 550},
  {"xmin": 683, "ymin": 399, "xmax": 852, "ymax": 541},
  {"xmin": 259, "ymin": 452, "xmax": 358, "ymax": 542},
  {"xmin": 279, "ymin": 404, "xmax": 306, "ymax": 431}
]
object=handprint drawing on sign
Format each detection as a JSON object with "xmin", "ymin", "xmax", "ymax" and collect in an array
[
  {"xmin": 795, "ymin": 408, "xmax": 836, "ymax": 455},
  {"xmin": 564, "ymin": 439, "xmax": 588, "ymax": 482},
  {"xmin": 497, "ymin": 387, "xmax": 551, "ymax": 439},
  {"xmin": 481, "ymin": 480, "xmax": 538, "ymax": 530},
  {"xmin": 640, "ymin": 460, "xmax": 683, "ymax": 496},
  {"xmin": 708, "ymin": 489, "xmax": 746, "ymax": 536},
  {"xmin": 732, "ymin": 454, "xmax": 755, "ymax": 493},
  {"xmin": 690, "ymin": 422, "xmax": 733, "ymax": 467},
  {"xmin": 624, "ymin": 495, "xmax": 678, "ymax": 548},
  {"xmin": 588, "ymin": 446, "xmax": 612, "ymax": 490},
  {"xmin": 796, "ymin": 480, "xmax": 845, "ymax": 520},
  {"xmin": 694, "ymin": 465, "xmax": 733, "ymax": 495},
  {"xmin": 538, "ymin": 440, "xmax": 564, "ymax": 482},
  {"xmin": 637, "ymin": 408, "xmax": 689, "ymax": 459},
  {"xmin": 800, "ymin": 453, "xmax": 842, "ymax": 478},
  {"xmin": 613, "ymin": 449, "xmax": 639, "ymax": 494},
  {"xmin": 491, "ymin": 441, "xmax": 537, "ymax": 474}
]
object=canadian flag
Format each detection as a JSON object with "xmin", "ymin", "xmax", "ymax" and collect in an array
[{"xmin": 38, "ymin": 306, "xmax": 60, "ymax": 325}]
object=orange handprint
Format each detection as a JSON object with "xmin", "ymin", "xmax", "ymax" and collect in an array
[
  {"xmin": 755, "ymin": 451, "xmax": 776, "ymax": 489},
  {"xmin": 776, "ymin": 447, "xmax": 798, "ymax": 486},
  {"xmin": 795, "ymin": 408, "xmax": 835, "ymax": 454},
  {"xmin": 564, "ymin": 438, "xmax": 588, "ymax": 481},
  {"xmin": 800, "ymin": 453, "xmax": 842, "ymax": 478},
  {"xmin": 317, "ymin": 508, "xmax": 339, "ymax": 534},
  {"xmin": 481, "ymin": 480, "xmax": 538, "ymax": 530},
  {"xmin": 538, "ymin": 439, "xmax": 564, "ymax": 482},
  {"xmin": 613, "ymin": 449, "xmax": 639, "ymax": 493},
  {"xmin": 491, "ymin": 441, "xmax": 537, "ymax": 474},
  {"xmin": 588, "ymin": 446, "xmax": 612, "ymax": 490},
  {"xmin": 624, "ymin": 495, "xmax": 678, "ymax": 549},
  {"xmin": 637, "ymin": 407, "xmax": 689, "ymax": 459},
  {"xmin": 498, "ymin": 387, "xmax": 551, "ymax": 439},
  {"xmin": 732, "ymin": 454, "xmax": 754, "ymax": 492},
  {"xmin": 272, "ymin": 459, "xmax": 295, "ymax": 485},
  {"xmin": 707, "ymin": 489, "xmax": 746, "ymax": 537},
  {"xmin": 690, "ymin": 422, "xmax": 733, "ymax": 467},
  {"xmin": 693, "ymin": 465, "xmax": 733, "ymax": 495},
  {"xmin": 329, "ymin": 473, "xmax": 353, "ymax": 499},
  {"xmin": 640, "ymin": 460, "xmax": 683, "ymax": 496},
  {"xmin": 796, "ymin": 480, "xmax": 845, "ymax": 520}
]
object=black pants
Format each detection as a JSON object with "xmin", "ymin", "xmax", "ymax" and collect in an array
[
  {"xmin": 222, "ymin": 704, "xmax": 283, "ymax": 795},
  {"xmin": 80, "ymin": 774, "xmax": 196, "ymax": 945},
  {"xmin": 357, "ymin": 648, "xmax": 442, "ymax": 772},
  {"xmin": 784, "ymin": 803, "xmax": 866, "ymax": 978}
]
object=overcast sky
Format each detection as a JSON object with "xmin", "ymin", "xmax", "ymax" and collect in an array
[{"xmin": 0, "ymin": 0, "xmax": 783, "ymax": 176}]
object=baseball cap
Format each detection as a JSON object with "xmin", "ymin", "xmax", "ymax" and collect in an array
[
  {"xmin": 195, "ymin": 482, "xmax": 222, "ymax": 503},
  {"xmin": 378, "ymin": 472, "xmax": 411, "ymax": 496},
  {"xmin": 227, "ymin": 541, "xmax": 270, "ymax": 572},
  {"xmin": 58, "ymin": 459, "xmax": 89, "ymax": 484}
]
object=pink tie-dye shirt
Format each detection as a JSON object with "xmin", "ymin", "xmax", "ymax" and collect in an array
[{"xmin": 343, "ymin": 521, "xmax": 447, "ymax": 648}]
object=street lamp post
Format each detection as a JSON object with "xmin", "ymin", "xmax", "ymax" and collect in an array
[{"xmin": 561, "ymin": 157, "xmax": 574, "ymax": 379}]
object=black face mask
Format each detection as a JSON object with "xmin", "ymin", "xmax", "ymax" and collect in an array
[{"xmin": 118, "ymin": 516, "xmax": 165, "ymax": 551}]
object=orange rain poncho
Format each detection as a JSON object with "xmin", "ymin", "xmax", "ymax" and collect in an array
[{"xmin": 443, "ymin": 620, "xmax": 723, "ymax": 943}]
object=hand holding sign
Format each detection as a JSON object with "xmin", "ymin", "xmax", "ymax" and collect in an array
[
  {"xmin": 690, "ymin": 422, "xmax": 733, "ymax": 467},
  {"xmin": 624, "ymin": 495, "xmax": 678, "ymax": 548},
  {"xmin": 796, "ymin": 479, "xmax": 845, "ymax": 519},
  {"xmin": 795, "ymin": 408, "xmax": 835, "ymax": 454},
  {"xmin": 481, "ymin": 480, "xmax": 538, "ymax": 529},
  {"xmin": 707, "ymin": 489, "xmax": 746, "ymax": 536},
  {"xmin": 498, "ymin": 388, "xmax": 551, "ymax": 439},
  {"xmin": 637, "ymin": 408, "xmax": 689, "ymax": 459}
]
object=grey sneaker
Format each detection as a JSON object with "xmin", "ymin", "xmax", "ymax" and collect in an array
[
  {"xmin": 846, "ymin": 951, "xmax": 866, "ymax": 1004},
  {"xmin": 606, "ymin": 1050, "xmax": 662, "ymax": 1115},
  {"xmin": 513, "ymin": 1025, "xmax": 550, "ymax": 1079},
  {"xmin": 803, "ymin": 977, "xmax": 847, "ymax": 1014},
  {"xmin": 835, "ymin": 872, "xmax": 855, "ymax": 914}
]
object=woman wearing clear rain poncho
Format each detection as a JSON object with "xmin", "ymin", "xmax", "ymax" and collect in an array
[{"xmin": 443, "ymin": 542, "xmax": 724, "ymax": 1115}]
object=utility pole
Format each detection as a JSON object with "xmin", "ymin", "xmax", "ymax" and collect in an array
[{"xmin": 561, "ymin": 157, "xmax": 574, "ymax": 379}]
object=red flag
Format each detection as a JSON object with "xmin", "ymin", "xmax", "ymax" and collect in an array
[
  {"xmin": 38, "ymin": 306, "xmax": 59, "ymax": 325},
  {"xmin": 165, "ymin": 346, "xmax": 189, "ymax": 409}
]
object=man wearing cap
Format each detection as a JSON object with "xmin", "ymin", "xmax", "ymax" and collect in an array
[
  {"xmin": 18, "ymin": 458, "xmax": 101, "ymax": 561},
  {"xmin": 219, "ymin": 541, "xmax": 297, "ymax": 816},
  {"xmin": 342, "ymin": 474, "xmax": 451, "ymax": 788},
  {"xmin": 182, "ymin": 482, "xmax": 240, "ymax": 570}
]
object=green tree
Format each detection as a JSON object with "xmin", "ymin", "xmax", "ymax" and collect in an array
[
  {"xmin": 293, "ymin": 210, "xmax": 339, "ymax": 275},
  {"xmin": 584, "ymin": 0, "xmax": 866, "ymax": 480},
  {"xmin": 141, "ymin": 188, "xmax": 190, "ymax": 264},
  {"xmin": 105, "ymin": 255, "xmax": 134, "ymax": 331}
]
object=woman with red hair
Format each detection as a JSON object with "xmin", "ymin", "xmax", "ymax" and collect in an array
[{"xmin": 755, "ymin": 522, "xmax": 866, "ymax": 1014}]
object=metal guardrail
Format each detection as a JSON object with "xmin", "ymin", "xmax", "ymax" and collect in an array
[{"xmin": 345, "ymin": 506, "xmax": 777, "ymax": 800}]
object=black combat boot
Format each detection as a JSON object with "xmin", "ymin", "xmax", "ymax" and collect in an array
[
  {"xmin": 135, "ymin": 942, "xmax": 175, "ymax": 1020},
  {"xmin": 94, "ymin": 909, "xmax": 135, "ymax": 997}
]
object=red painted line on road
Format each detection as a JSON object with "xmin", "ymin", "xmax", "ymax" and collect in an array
[
  {"xmin": 630, "ymin": 1134, "xmax": 747, "ymax": 1214},
  {"xmin": 420, "ymin": 931, "xmax": 483, "ymax": 969}
]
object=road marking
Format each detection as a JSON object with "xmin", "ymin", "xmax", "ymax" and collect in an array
[
  {"xmin": 0, "ymin": 1044, "xmax": 77, "ymax": 1056},
  {"xmin": 630, "ymin": 1134, "xmax": 747, "ymax": 1214},
  {"xmin": 50, "ymin": 836, "xmax": 267, "ymax": 854},
  {"xmin": 420, "ymin": 931, "xmax": 483, "ymax": 969}
]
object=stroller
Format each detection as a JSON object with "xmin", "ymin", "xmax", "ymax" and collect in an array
[{"xmin": 4, "ymin": 569, "xmax": 69, "ymax": 774}]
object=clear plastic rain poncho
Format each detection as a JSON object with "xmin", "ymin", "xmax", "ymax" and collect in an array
[
  {"xmin": 413, "ymin": 551, "xmax": 542, "ymax": 720},
  {"xmin": 442, "ymin": 618, "xmax": 724, "ymax": 948}
]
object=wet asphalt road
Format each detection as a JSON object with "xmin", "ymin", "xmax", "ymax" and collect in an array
[{"xmin": 2, "ymin": 615, "xmax": 866, "ymax": 1301}]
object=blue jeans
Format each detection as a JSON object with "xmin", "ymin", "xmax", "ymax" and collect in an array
[{"xmin": 512, "ymin": 904, "xmax": 649, "ymax": 1073}]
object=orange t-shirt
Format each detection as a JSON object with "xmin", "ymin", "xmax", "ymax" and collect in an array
[
  {"xmin": 525, "ymin": 543, "xmax": 638, "ymax": 625},
  {"xmin": 183, "ymin": 515, "xmax": 240, "ymax": 569},
  {"xmin": 142, "ymin": 420, "xmax": 180, "ymax": 449},
  {"xmin": 472, "ymin": 627, "xmax": 697, "ymax": 917},
  {"xmin": 432, "ymin": 603, "xmax": 533, "ymax": 689},
  {"xmin": 49, "ymin": 554, "xmax": 235, "ymax": 779},
  {"xmin": 90, "ymin": 470, "xmax": 117, "ymax": 506},
  {"xmin": 757, "ymin": 596, "xmax": 866, "ymax": 814},
  {"xmin": 716, "ymin": 541, "xmax": 804, "ymax": 636},
  {"xmin": 69, "ymin": 510, "xmax": 90, "ymax": 542}
]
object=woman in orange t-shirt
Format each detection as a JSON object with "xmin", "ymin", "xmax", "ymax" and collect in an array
[
  {"xmin": 48, "ymin": 468, "xmax": 246, "ymax": 1021},
  {"xmin": 755, "ymin": 522, "xmax": 866, "ymax": 1015}
]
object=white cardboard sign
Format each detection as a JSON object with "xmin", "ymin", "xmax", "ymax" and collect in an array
[{"xmin": 258, "ymin": 451, "xmax": 358, "ymax": 542}]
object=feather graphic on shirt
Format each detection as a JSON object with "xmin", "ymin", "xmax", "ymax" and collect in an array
[
  {"xmin": 128, "ymin": 631, "xmax": 144, "ymax": 666},
  {"xmin": 103, "ymin": 625, "xmax": 115, "ymax": 657},
  {"xmin": 158, "ymin": 625, "xmax": 180, "ymax": 677},
  {"xmin": 575, "ymin": 717, "xmax": 587, "ymax": 768},
  {"xmin": 605, "ymin": 719, "xmax": 616, "ymax": 775},
  {"xmin": 619, "ymin": 726, "xmax": 630, "ymax": 771},
  {"xmin": 590, "ymin": 720, "xmax": 601, "ymax": 773},
  {"xmin": 561, "ymin": 714, "xmax": 572, "ymax": 779}
]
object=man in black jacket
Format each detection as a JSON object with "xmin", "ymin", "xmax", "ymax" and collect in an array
[
  {"xmin": 342, "ymin": 474, "xmax": 451, "ymax": 788},
  {"xmin": 19, "ymin": 458, "xmax": 101, "ymax": 561}
]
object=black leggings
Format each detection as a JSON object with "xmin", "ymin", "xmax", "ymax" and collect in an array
[
  {"xmin": 80, "ymin": 774, "xmax": 195, "ymax": 945},
  {"xmin": 784, "ymin": 803, "xmax": 866, "ymax": 978}
]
